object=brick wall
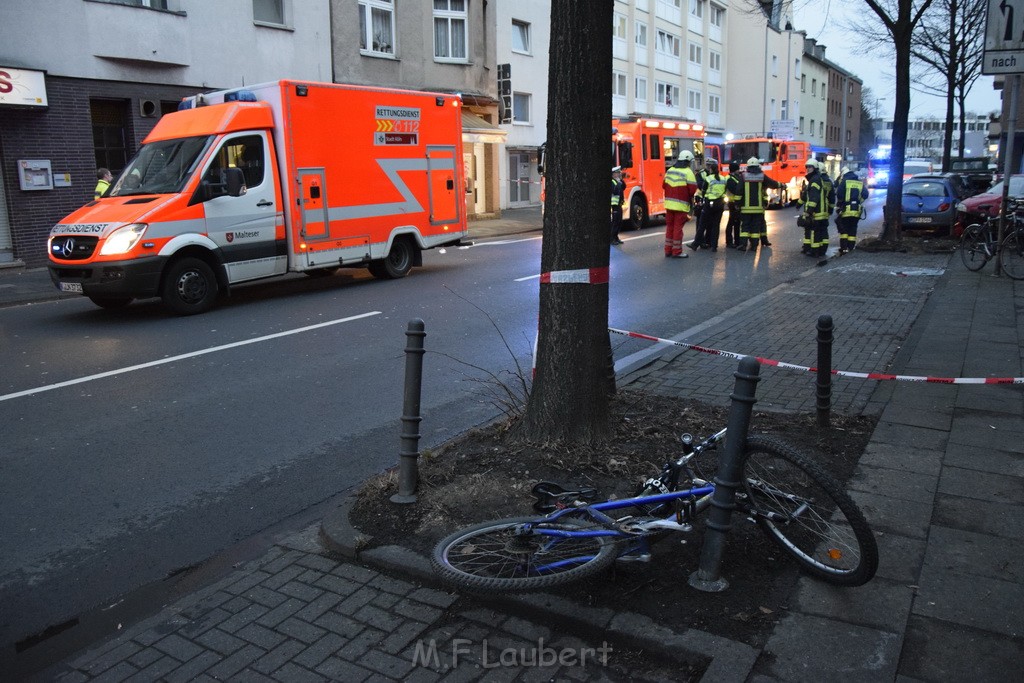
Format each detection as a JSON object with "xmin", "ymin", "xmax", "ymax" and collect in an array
[{"xmin": 0, "ymin": 77, "xmax": 204, "ymax": 267}]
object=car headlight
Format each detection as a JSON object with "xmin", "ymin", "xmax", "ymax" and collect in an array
[
  {"xmin": 99, "ymin": 223, "xmax": 147, "ymax": 255},
  {"xmin": 956, "ymin": 203, "xmax": 966, "ymax": 213}
]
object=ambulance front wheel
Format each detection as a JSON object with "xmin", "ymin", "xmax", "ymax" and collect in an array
[
  {"xmin": 369, "ymin": 237, "xmax": 415, "ymax": 279},
  {"xmin": 162, "ymin": 257, "xmax": 219, "ymax": 315}
]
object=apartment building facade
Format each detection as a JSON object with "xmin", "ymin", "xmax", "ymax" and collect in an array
[
  {"xmin": 0, "ymin": 0, "xmax": 332, "ymax": 268},
  {"xmin": 331, "ymin": 0, "xmax": 504, "ymax": 218}
]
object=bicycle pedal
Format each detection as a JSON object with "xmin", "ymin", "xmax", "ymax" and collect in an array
[{"xmin": 616, "ymin": 553, "xmax": 652, "ymax": 564}]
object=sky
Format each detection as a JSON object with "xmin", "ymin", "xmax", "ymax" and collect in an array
[{"xmin": 792, "ymin": 1, "xmax": 1003, "ymax": 120}]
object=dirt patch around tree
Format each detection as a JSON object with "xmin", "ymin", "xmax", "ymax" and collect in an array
[{"xmin": 349, "ymin": 390, "xmax": 877, "ymax": 649}]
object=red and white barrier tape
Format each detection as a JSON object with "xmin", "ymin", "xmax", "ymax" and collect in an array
[
  {"xmin": 609, "ymin": 327, "xmax": 1024, "ymax": 385},
  {"xmin": 540, "ymin": 267, "xmax": 609, "ymax": 284}
]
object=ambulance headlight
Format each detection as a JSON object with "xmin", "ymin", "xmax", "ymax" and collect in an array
[{"xmin": 100, "ymin": 223, "xmax": 147, "ymax": 255}]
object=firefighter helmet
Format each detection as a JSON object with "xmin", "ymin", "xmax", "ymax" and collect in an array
[
  {"xmin": 679, "ymin": 151, "xmax": 695, "ymax": 162},
  {"xmin": 746, "ymin": 157, "xmax": 760, "ymax": 166},
  {"xmin": 805, "ymin": 159, "xmax": 818, "ymax": 170}
]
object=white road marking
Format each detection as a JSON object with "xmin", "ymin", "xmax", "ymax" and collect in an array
[{"xmin": 0, "ymin": 311, "xmax": 381, "ymax": 402}]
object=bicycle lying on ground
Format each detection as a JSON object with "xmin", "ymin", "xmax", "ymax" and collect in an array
[
  {"xmin": 432, "ymin": 429, "xmax": 879, "ymax": 592},
  {"xmin": 960, "ymin": 198, "xmax": 1024, "ymax": 279}
]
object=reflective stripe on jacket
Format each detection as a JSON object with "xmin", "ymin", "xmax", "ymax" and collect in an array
[
  {"xmin": 838, "ymin": 177, "xmax": 867, "ymax": 218},
  {"xmin": 663, "ymin": 165, "xmax": 697, "ymax": 213}
]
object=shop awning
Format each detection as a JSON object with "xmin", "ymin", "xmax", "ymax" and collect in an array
[{"xmin": 461, "ymin": 111, "xmax": 508, "ymax": 144}]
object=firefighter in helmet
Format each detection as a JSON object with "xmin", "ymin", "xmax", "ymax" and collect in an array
[
  {"xmin": 737, "ymin": 157, "xmax": 780, "ymax": 252},
  {"xmin": 835, "ymin": 166, "xmax": 868, "ymax": 254},
  {"xmin": 662, "ymin": 150, "xmax": 698, "ymax": 258}
]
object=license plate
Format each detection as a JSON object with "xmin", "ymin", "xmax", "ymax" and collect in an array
[
  {"xmin": 907, "ymin": 217, "xmax": 933, "ymax": 224},
  {"xmin": 59, "ymin": 281, "xmax": 83, "ymax": 293}
]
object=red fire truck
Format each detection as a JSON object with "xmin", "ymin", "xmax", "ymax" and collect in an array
[
  {"xmin": 612, "ymin": 115, "xmax": 707, "ymax": 228},
  {"xmin": 717, "ymin": 136, "xmax": 812, "ymax": 207}
]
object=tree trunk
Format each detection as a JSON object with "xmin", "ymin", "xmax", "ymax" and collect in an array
[
  {"xmin": 880, "ymin": 0, "xmax": 918, "ymax": 244},
  {"xmin": 515, "ymin": 0, "xmax": 614, "ymax": 445}
]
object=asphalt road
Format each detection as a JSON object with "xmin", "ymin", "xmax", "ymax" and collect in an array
[{"xmin": 0, "ymin": 202, "xmax": 881, "ymax": 652}]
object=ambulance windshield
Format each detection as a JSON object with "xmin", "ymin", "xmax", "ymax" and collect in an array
[{"xmin": 111, "ymin": 136, "xmax": 212, "ymax": 196}]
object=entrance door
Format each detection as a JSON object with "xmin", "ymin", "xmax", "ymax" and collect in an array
[{"xmin": 508, "ymin": 152, "xmax": 533, "ymax": 206}]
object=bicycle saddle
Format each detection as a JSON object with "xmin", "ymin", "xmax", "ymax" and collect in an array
[{"xmin": 531, "ymin": 481, "xmax": 599, "ymax": 512}]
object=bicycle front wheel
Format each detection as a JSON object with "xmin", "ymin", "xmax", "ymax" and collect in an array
[
  {"xmin": 742, "ymin": 436, "xmax": 878, "ymax": 586},
  {"xmin": 959, "ymin": 224, "xmax": 990, "ymax": 271},
  {"xmin": 431, "ymin": 516, "xmax": 618, "ymax": 592},
  {"xmin": 999, "ymin": 230, "xmax": 1024, "ymax": 280}
]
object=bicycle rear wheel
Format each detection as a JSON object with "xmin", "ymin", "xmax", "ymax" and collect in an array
[
  {"xmin": 959, "ymin": 224, "xmax": 990, "ymax": 271},
  {"xmin": 432, "ymin": 516, "xmax": 618, "ymax": 592},
  {"xmin": 741, "ymin": 436, "xmax": 878, "ymax": 586},
  {"xmin": 999, "ymin": 230, "xmax": 1024, "ymax": 280}
]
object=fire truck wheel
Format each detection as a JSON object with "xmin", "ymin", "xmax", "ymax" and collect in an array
[
  {"xmin": 369, "ymin": 237, "xmax": 415, "ymax": 279},
  {"xmin": 88, "ymin": 296, "xmax": 133, "ymax": 310},
  {"xmin": 162, "ymin": 257, "xmax": 219, "ymax": 315},
  {"xmin": 629, "ymin": 197, "xmax": 648, "ymax": 230}
]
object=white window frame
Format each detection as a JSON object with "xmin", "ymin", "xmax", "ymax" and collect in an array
[
  {"xmin": 689, "ymin": 0, "xmax": 702, "ymax": 20},
  {"xmin": 709, "ymin": 50, "xmax": 720, "ymax": 72},
  {"xmin": 710, "ymin": 5, "xmax": 724, "ymax": 27},
  {"xmin": 613, "ymin": 71, "xmax": 628, "ymax": 97},
  {"xmin": 513, "ymin": 92, "xmax": 531, "ymax": 124},
  {"xmin": 613, "ymin": 12, "xmax": 627, "ymax": 39},
  {"xmin": 636, "ymin": 20, "xmax": 648, "ymax": 50},
  {"xmin": 635, "ymin": 76, "xmax": 648, "ymax": 101},
  {"xmin": 253, "ymin": 0, "xmax": 290, "ymax": 27},
  {"xmin": 708, "ymin": 93, "xmax": 720, "ymax": 114},
  {"xmin": 688, "ymin": 42, "xmax": 702, "ymax": 65},
  {"xmin": 687, "ymin": 89, "xmax": 701, "ymax": 111},
  {"xmin": 512, "ymin": 19, "xmax": 531, "ymax": 54},
  {"xmin": 359, "ymin": 0, "xmax": 395, "ymax": 56},
  {"xmin": 656, "ymin": 30, "xmax": 680, "ymax": 57},
  {"xmin": 657, "ymin": 81, "xmax": 680, "ymax": 107},
  {"xmin": 433, "ymin": 0, "xmax": 468, "ymax": 63}
]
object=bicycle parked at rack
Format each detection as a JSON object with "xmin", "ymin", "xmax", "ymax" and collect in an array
[
  {"xmin": 432, "ymin": 429, "xmax": 879, "ymax": 592},
  {"xmin": 960, "ymin": 198, "xmax": 1024, "ymax": 279}
]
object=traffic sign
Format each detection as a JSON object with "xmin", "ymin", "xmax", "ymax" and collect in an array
[{"xmin": 984, "ymin": 0, "xmax": 1024, "ymax": 74}]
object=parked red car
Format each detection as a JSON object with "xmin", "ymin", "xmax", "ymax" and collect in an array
[{"xmin": 953, "ymin": 174, "xmax": 1024, "ymax": 237}]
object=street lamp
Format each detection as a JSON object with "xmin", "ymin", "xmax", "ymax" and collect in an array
[{"xmin": 873, "ymin": 98, "xmax": 887, "ymax": 146}]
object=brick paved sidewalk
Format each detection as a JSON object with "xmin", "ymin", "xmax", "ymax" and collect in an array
[{"xmin": 52, "ymin": 527, "xmax": 700, "ymax": 682}]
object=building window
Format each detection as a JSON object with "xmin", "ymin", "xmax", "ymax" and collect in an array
[
  {"xmin": 687, "ymin": 89, "xmax": 701, "ymax": 111},
  {"xmin": 614, "ymin": 12, "xmax": 627, "ymax": 39},
  {"xmin": 688, "ymin": 42, "xmax": 702, "ymax": 65},
  {"xmin": 656, "ymin": 30, "xmax": 680, "ymax": 57},
  {"xmin": 801, "ymin": 74, "xmax": 806, "ymax": 92},
  {"xmin": 799, "ymin": 116, "xmax": 805, "ymax": 133},
  {"xmin": 771, "ymin": 54, "xmax": 778, "ymax": 76},
  {"xmin": 819, "ymin": 121, "xmax": 824, "ymax": 137},
  {"xmin": 636, "ymin": 76, "xmax": 648, "ymax": 101},
  {"xmin": 253, "ymin": 0, "xmax": 285, "ymax": 24},
  {"xmin": 613, "ymin": 72, "xmax": 627, "ymax": 97},
  {"xmin": 794, "ymin": 58, "xmax": 801, "ymax": 79},
  {"xmin": 512, "ymin": 19, "xmax": 530, "ymax": 54},
  {"xmin": 689, "ymin": 0, "xmax": 702, "ymax": 19},
  {"xmin": 811, "ymin": 78, "xmax": 816, "ymax": 96},
  {"xmin": 636, "ymin": 20, "xmax": 648, "ymax": 50},
  {"xmin": 91, "ymin": 99, "xmax": 130, "ymax": 175},
  {"xmin": 710, "ymin": 5, "xmax": 723, "ymax": 28},
  {"xmin": 708, "ymin": 93, "xmax": 720, "ymax": 114},
  {"xmin": 513, "ymin": 92, "xmax": 531, "ymax": 123},
  {"xmin": 433, "ymin": 0, "xmax": 468, "ymax": 62},
  {"xmin": 359, "ymin": 0, "xmax": 395, "ymax": 55},
  {"xmin": 656, "ymin": 81, "xmax": 679, "ymax": 107},
  {"xmin": 709, "ymin": 50, "xmax": 720, "ymax": 72},
  {"xmin": 781, "ymin": 99, "xmax": 788, "ymax": 119}
]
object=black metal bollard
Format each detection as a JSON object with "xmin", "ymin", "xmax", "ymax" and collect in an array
[
  {"xmin": 391, "ymin": 319, "xmax": 425, "ymax": 504},
  {"xmin": 689, "ymin": 355, "xmax": 761, "ymax": 592},
  {"xmin": 816, "ymin": 314, "xmax": 833, "ymax": 428}
]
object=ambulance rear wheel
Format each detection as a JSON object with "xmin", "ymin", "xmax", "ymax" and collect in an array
[
  {"xmin": 162, "ymin": 257, "xmax": 219, "ymax": 315},
  {"xmin": 369, "ymin": 237, "xmax": 414, "ymax": 279},
  {"xmin": 88, "ymin": 295, "xmax": 133, "ymax": 310}
]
